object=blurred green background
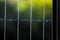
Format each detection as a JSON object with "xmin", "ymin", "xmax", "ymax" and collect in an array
[
  {"xmin": 0, "ymin": 0, "xmax": 52, "ymax": 20},
  {"xmin": 0, "ymin": 0, "xmax": 53, "ymax": 40}
]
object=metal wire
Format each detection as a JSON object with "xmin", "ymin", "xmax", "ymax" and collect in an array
[
  {"xmin": 30, "ymin": 0, "xmax": 32, "ymax": 40},
  {"xmin": 43, "ymin": 0, "xmax": 45, "ymax": 40},
  {"xmin": 4, "ymin": 0, "xmax": 6, "ymax": 40},
  {"xmin": 17, "ymin": 0, "xmax": 19, "ymax": 40}
]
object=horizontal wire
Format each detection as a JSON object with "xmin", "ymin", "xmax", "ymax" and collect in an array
[{"xmin": 0, "ymin": 19, "xmax": 52, "ymax": 22}]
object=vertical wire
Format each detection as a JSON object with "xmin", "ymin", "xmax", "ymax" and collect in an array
[
  {"xmin": 43, "ymin": 0, "xmax": 45, "ymax": 40},
  {"xmin": 52, "ymin": 0, "xmax": 53, "ymax": 40},
  {"xmin": 56, "ymin": 0, "xmax": 58, "ymax": 40},
  {"xmin": 4, "ymin": 0, "xmax": 6, "ymax": 40},
  {"xmin": 30, "ymin": 0, "xmax": 32, "ymax": 40},
  {"xmin": 17, "ymin": 0, "xmax": 19, "ymax": 40}
]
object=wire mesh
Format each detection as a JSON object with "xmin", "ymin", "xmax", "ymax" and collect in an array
[{"xmin": 0, "ymin": 0, "xmax": 53, "ymax": 40}]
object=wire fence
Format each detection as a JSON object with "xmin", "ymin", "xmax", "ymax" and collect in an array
[{"xmin": 0, "ymin": 0, "xmax": 53, "ymax": 40}]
